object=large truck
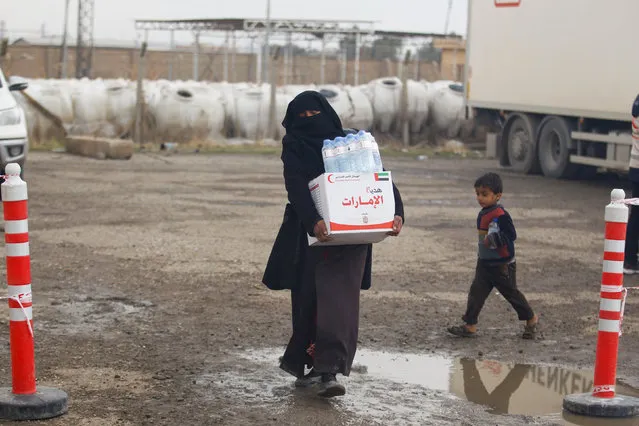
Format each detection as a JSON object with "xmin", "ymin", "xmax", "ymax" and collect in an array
[{"xmin": 464, "ymin": 0, "xmax": 637, "ymax": 179}]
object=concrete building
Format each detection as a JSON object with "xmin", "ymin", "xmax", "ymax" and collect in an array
[{"xmin": 433, "ymin": 37, "xmax": 466, "ymax": 81}]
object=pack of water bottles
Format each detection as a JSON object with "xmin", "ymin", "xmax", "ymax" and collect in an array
[{"xmin": 322, "ymin": 130, "xmax": 384, "ymax": 173}]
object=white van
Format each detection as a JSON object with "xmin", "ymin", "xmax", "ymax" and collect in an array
[{"xmin": 0, "ymin": 67, "xmax": 28, "ymax": 176}]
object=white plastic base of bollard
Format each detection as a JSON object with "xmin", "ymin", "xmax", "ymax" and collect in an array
[{"xmin": 563, "ymin": 392, "xmax": 639, "ymax": 418}]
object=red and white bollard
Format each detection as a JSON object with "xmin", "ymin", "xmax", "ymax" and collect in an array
[
  {"xmin": 0, "ymin": 163, "xmax": 67, "ymax": 421},
  {"xmin": 3, "ymin": 163, "xmax": 35, "ymax": 395},
  {"xmin": 593, "ymin": 188, "xmax": 627, "ymax": 397},
  {"xmin": 564, "ymin": 189, "xmax": 639, "ymax": 418}
]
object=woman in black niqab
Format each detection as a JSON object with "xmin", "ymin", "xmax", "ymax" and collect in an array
[
  {"xmin": 275, "ymin": 91, "xmax": 366, "ymax": 398},
  {"xmin": 264, "ymin": 90, "xmax": 405, "ymax": 398}
]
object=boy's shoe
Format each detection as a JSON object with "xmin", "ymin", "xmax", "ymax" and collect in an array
[
  {"xmin": 317, "ymin": 373, "xmax": 346, "ymax": 398},
  {"xmin": 522, "ymin": 322, "xmax": 541, "ymax": 340},
  {"xmin": 294, "ymin": 369, "xmax": 321, "ymax": 388},
  {"xmin": 624, "ymin": 261, "xmax": 639, "ymax": 275},
  {"xmin": 447, "ymin": 324, "xmax": 477, "ymax": 338}
]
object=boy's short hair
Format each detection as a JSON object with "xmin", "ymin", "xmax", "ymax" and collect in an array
[{"xmin": 474, "ymin": 172, "xmax": 503, "ymax": 194}]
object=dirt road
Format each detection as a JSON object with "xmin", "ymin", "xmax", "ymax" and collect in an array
[{"xmin": 0, "ymin": 151, "xmax": 637, "ymax": 426}]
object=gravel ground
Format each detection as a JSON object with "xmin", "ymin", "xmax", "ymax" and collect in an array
[{"xmin": 0, "ymin": 151, "xmax": 637, "ymax": 425}]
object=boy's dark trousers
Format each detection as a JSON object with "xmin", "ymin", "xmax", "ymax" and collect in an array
[{"xmin": 462, "ymin": 261, "xmax": 534, "ymax": 326}]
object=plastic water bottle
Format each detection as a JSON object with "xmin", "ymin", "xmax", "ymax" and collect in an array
[
  {"xmin": 333, "ymin": 137, "xmax": 349, "ymax": 172},
  {"xmin": 345, "ymin": 134, "xmax": 362, "ymax": 172},
  {"xmin": 357, "ymin": 130, "xmax": 376, "ymax": 173},
  {"xmin": 486, "ymin": 219, "xmax": 499, "ymax": 249},
  {"xmin": 367, "ymin": 132, "xmax": 384, "ymax": 172},
  {"xmin": 322, "ymin": 139, "xmax": 338, "ymax": 172}
]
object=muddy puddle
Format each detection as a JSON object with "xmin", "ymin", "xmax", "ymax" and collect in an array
[
  {"xmin": 198, "ymin": 348, "xmax": 639, "ymax": 425},
  {"xmin": 38, "ymin": 296, "xmax": 154, "ymax": 336}
]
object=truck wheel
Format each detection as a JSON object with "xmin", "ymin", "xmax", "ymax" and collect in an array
[
  {"xmin": 538, "ymin": 116, "xmax": 577, "ymax": 179},
  {"xmin": 504, "ymin": 114, "xmax": 540, "ymax": 174}
]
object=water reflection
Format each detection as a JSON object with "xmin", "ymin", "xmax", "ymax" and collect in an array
[
  {"xmin": 460, "ymin": 358, "xmax": 531, "ymax": 415},
  {"xmin": 451, "ymin": 358, "xmax": 638, "ymax": 416},
  {"xmin": 203, "ymin": 348, "xmax": 639, "ymax": 424}
]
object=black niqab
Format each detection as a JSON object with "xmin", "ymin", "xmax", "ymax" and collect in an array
[{"xmin": 281, "ymin": 91, "xmax": 345, "ymax": 178}]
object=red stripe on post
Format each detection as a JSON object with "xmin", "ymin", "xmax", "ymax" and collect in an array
[
  {"xmin": 593, "ymin": 330, "xmax": 619, "ymax": 398},
  {"xmin": 6, "ymin": 257, "xmax": 31, "ymax": 286},
  {"xmin": 3, "ymin": 200, "xmax": 28, "ymax": 221},
  {"xmin": 9, "ymin": 320, "xmax": 36, "ymax": 394},
  {"xmin": 8, "ymin": 300, "xmax": 32, "ymax": 309},
  {"xmin": 605, "ymin": 222, "xmax": 627, "ymax": 240},
  {"xmin": 5, "ymin": 233, "xmax": 28, "ymax": 244},
  {"xmin": 604, "ymin": 251, "xmax": 625, "ymax": 261},
  {"xmin": 600, "ymin": 291, "xmax": 624, "ymax": 300},
  {"xmin": 601, "ymin": 272, "xmax": 623, "ymax": 286},
  {"xmin": 599, "ymin": 310, "xmax": 622, "ymax": 321}
]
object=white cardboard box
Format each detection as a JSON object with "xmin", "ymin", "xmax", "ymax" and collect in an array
[{"xmin": 307, "ymin": 171, "xmax": 396, "ymax": 246}]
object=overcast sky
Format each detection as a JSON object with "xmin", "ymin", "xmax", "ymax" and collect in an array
[{"xmin": 3, "ymin": 0, "xmax": 468, "ymax": 48}]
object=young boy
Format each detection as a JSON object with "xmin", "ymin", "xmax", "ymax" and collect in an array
[{"xmin": 448, "ymin": 172, "xmax": 539, "ymax": 339}]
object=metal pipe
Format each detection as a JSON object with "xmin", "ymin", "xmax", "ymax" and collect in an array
[
  {"xmin": 231, "ymin": 31, "xmax": 237, "ymax": 82},
  {"xmin": 287, "ymin": 32, "xmax": 293, "ymax": 84},
  {"xmin": 135, "ymin": 32, "xmax": 148, "ymax": 144},
  {"xmin": 354, "ymin": 32, "xmax": 361, "ymax": 86},
  {"xmin": 401, "ymin": 50, "xmax": 411, "ymax": 148},
  {"xmin": 193, "ymin": 31, "xmax": 200, "ymax": 81},
  {"xmin": 283, "ymin": 37, "xmax": 289, "ymax": 85},
  {"xmin": 340, "ymin": 51, "xmax": 347, "ymax": 84},
  {"xmin": 320, "ymin": 35, "xmax": 326, "ymax": 85},
  {"xmin": 223, "ymin": 31, "xmax": 230, "ymax": 82},
  {"xmin": 256, "ymin": 36, "xmax": 262, "ymax": 84},
  {"xmin": 452, "ymin": 46, "xmax": 458, "ymax": 81},
  {"xmin": 60, "ymin": 0, "xmax": 70, "ymax": 78},
  {"xmin": 262, "ymin": 0, "xmax": 271, "ymax": 84},
  {"xmin": 249, "ymin": 36, "xmax": 256, "ymax": 83},
  {"xmin": 168, "ymin": 30, "xmax": 175, "ymax": 80}
]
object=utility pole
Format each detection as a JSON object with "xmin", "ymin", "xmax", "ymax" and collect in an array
[
  {"xmin": 76, "ymin": 0, "xmax": 95, "ymax": 78},
  {"xmin": 262, "ymin": 0, "xmax": 271, "ymax": 84},
  {"xmin": 267, "ymin": 46, "xmax": 280, "ymax": 141},
  {"xmin": 60, "ymin": 0, "xmax": 71, "ymax": 78},
  {"xmin": 444, "ymin": 0, "xmax": 454, "ymax": 34},
  {"xmin": 401, "ymin": 50, "xmax": 411, "ymax": 148}
]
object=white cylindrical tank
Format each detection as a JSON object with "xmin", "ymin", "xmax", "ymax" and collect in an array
[
  {"xmin": 105, "ymin": 80, "xmax": 137, "ymax": 138},
  {"xmin": 318, "ymin": 85, "xmax": 353, "ymax": 126},
  {"xmin": 233, "ymin": 84, "xmax": 270, "ymax": 140},
  {"xmin": 146, "ymin": 83, "xmax": 226, "ymax": 143},
  {"xmin": 208, "ymin": 82, "xmax": 238, "ymax": 137},
  {"xmin": 344, "ymin": 85, "xmax": 374, "ymax": 131},
  {"xmin": 407, "ymin": 79, "xmax": 430, "ymax": 134},
  {"xmin": 365, "ymin": 77, "xmax": 402, "ymax": 133},
  {"xmin": 429, "ymin": 82, "xmax": 466, "ymax": 138},
  {"xmin": 69, "ymin": 78, "xmax": 110, "ymax": 136}
]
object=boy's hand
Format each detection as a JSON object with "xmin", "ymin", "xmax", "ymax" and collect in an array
[
  {"xmin": 387, "ymin": 215, "xmax": 403, "ymax": 236},
  {"xmin": 314, "ymin": 220, "xmax": 331, "ymax": 242}
]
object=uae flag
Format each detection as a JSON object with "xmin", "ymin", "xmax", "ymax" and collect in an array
[{"xmin": 374, "ymin": 172, "xmax": 389, "ymax": 181}]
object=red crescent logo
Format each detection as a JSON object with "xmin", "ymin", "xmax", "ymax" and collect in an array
[{"xmin": 327, "ymin": 174, "xmax": 335, "ymax": 183}]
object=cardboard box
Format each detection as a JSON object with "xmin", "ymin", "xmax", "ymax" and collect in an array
[{"xmin": 307, "ymin": 171, "xmax": 395, "ymax": 246}]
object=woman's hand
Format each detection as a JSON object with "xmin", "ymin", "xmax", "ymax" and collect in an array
[
  {"xmin": 314, "ymin": 220, "xmax": 332, "ymax": 242},
  {"xmin": 387, "ymin": 215, "xmax": 403, "ymax": 236}
]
